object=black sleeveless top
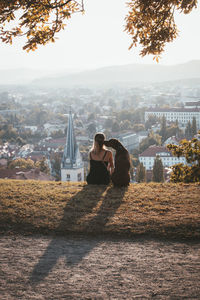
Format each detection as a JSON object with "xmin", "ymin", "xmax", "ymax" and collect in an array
[{"xmin": 86, "ymin": 151, "xmax": 110, "ymax": 185}]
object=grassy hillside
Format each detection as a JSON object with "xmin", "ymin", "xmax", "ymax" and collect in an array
[{"xmin": 0, "ymin": 180, "xmax": 200, "ymax": 240}]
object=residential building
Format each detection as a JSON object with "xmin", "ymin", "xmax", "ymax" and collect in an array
[
  {"xmin": 194, "ymin": 133, "xmax": 200, "ymax": 141},
  {"xmin": 139, "ymin": 145, "xmax": 186, "ymax": 170},
  {"xmin": 0, "ymin": 143, "xmax": 18, "ymax": 159},
  {"xmin": 0, "ymin": 168, "xmax": 55, "ymax": 181},
  {"xmin": 116, "ymin": 132, "xmax": 139, "ymax": 152},
  {"xmin": 24, "ymin": 126, "xmax": 38, "ymax": 133},
  {"xmin": 145, "ymin": 108, "xmax": 200, "ymax": 129},
  {"xmin": 61, "ymin": 109, "xmax": 84, "ymax": 182},
  {"xmin": 163, "ymin": 136, "xmax": 179, "ymax": 147},
  {"xmin": 184, "ymin": 101, "xmax": 200, "ymax": 109},
  {"xmin": 39, "ymin": 138, "xmax": 66, "ymax": 150},
  {"xmin": 44, "ymin": 122, "xmax": 66, "ymax": 136},
  {"xmin": 16, "ymin": 144, "xmax": 34, "ymax": 158}
]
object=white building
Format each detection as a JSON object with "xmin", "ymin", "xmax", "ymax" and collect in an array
[
  {"xmin": 139, "ymin": 145, "xmax": 186, "ymax": 170},
  {"xmin": 17, "ymin": 144, "xmax": 34, "ymax": 158},
  {"xmin": 163, "ymin": 136, "xmax": 179, "ymax": 147},
  {"xmin": 145, "ymin": 108, "xmax": 200, "ymax": 129},
  {"xmin": 117, "ymin": 132, "xmax": 139, "ymax": 152},
  {"xmin": 24, "ymin": 126, "xmax": 38, "ymax": 133},
  {"xmin": 61, "ymin": 109, "xmax": 84, "ymax": 182},
  {"xmin": 44, "ymin": 122, "xmax": 66, "ymax": 136},
  {"xmin": 184, "ymin": 101, "xmax": 200, "ymax": 109}
]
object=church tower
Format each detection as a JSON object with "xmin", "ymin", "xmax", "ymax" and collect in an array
[{"xmin": 61, "ymin": 108, "xmax": 84, "ymax": 182}]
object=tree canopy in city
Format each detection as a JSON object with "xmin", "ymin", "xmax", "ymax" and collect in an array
[
  {"xmin": 0, "ymin": 0, "xmax": 197, "ymax": 55},
  {"xmin": 167, "ymin": 134, "xmax": 200, "ymax": 182}
]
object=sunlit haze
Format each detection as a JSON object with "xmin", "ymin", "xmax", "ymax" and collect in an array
[{"xmin": 0, "ymin": 0, "xmax": 200, "ymax": 72}]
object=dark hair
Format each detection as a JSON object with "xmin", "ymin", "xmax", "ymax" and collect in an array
[{"xmin": 94, "ymin": 133, "xmax": 105, "ymax": 150}]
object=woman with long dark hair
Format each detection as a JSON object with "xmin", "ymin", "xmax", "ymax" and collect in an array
[{"xmin": 86, "ymin": 133, "xmax": 114, "ymax": 185}]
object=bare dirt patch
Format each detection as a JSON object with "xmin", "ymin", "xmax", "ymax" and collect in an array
[{"xmin": 0, "ymin": 234, "xmax": 200, "ymax": 299}]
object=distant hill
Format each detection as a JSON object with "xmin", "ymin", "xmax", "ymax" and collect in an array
[
  {"xmin": 152, "ymin": 77, "xmax": 200, "ymax": 88},
  {"xmin": 0, "ymin": 60, "xmax": 200, "ymax": 87},
  {"xmin": 31, "ymin": 60, "xmax": 200, "ymax": 88},
  {"xmin": 0, "ymin": 68, "xmax": 47, "ymax": 85},
  {"xmin": 0, "ymin": 68, "xmax": 73, "ymax": 85}
]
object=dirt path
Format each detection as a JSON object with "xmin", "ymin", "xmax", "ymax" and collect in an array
[{"xmin": 0, "ymin": 235, "xmax": 200, "ymax": 299}]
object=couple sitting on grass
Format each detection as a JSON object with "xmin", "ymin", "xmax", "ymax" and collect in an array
[{"xmin": 86, "ymin": 132, "xmax": 130, "ymax": 187}]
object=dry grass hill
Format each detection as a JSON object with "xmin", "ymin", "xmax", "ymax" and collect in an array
[{"xmin": 0, "ymin": 180, "xmax": 200, "ymax": 240}]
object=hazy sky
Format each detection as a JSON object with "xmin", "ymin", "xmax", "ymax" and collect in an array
[{"xmin": 1, "ymin": 0, "xmax": 200, "ymax": 71}]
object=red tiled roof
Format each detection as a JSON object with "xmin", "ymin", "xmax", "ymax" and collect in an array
[
  {"xmin": 0, "ymin": 168, "xmax": 55, "ymax": 181},
  {"xmin": 13, "ymin": 169, "xmax": 54, "ymax": 181},
  {"xmin": 0, "ymin": 159, "xmax": 7, "ymax": 166},
  {"xmin": 26, "ymin": 154, "xmax": 44, "ymax": 162},
  {"xmin": 49, "ymin": 138, "xmax": 66, "ymax": 143},
  {"xmin": 0, "ymin": 168, "xmax": 21, "ymax": 178},
  {"xmin": 139, "ymin": 146, "xmax": 172, "ymax": 157}
]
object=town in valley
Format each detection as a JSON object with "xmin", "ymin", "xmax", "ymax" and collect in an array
[{"xmin": 0, "ymin": 63, "xmax": 200, "ymax": 183}]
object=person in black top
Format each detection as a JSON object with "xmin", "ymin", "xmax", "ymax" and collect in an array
[{"xmin": 86, "ymin": 133, "xmax": 114, "ymax": 185}]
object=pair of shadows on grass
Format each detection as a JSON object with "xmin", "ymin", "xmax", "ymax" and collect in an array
[{"xmin": 30, "ymin": 185, "xmax": 126, "ymax": 283}]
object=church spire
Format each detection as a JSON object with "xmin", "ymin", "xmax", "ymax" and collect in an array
[
  {"xmin": 61, "ymin": 107, "xmax": 84, "ymax": 181},
  {"xmin": 62, "ymin": 107, "xmax": 77, "ymax": 167}
]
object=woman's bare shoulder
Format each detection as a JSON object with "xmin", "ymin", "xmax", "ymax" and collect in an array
[
  {"xmin": 106, "ymin": 149, "xmax": 112, "ymax": 153},
  {"xmin": 106, "ymin": 149, "xmax": 113, "ymax": 156},
  {"xmin": 88, "ymin": 150, "xmax": 94, "ymax": 158}
]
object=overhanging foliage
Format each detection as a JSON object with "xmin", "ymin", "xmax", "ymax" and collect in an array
[{"xmin": 0, "ymin": 0, "xmax": 197, "ymax": 55}]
